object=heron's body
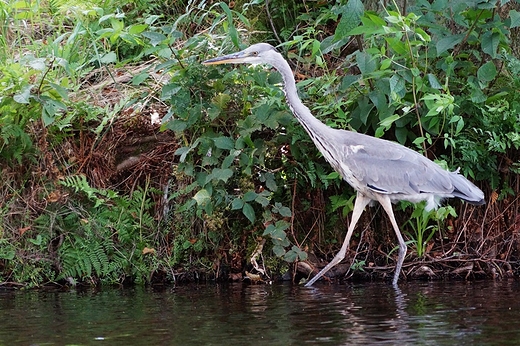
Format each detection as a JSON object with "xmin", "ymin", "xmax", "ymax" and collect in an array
[
  {"xmin": 312, "ymin": 129, "xmax": 482, "ymax": 209},
  {"xmin": 203, "ymin": 43, "xmax": 485, "ymax": 286}
]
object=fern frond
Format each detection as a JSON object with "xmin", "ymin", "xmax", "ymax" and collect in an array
[{"xmin": 60, "ymin": 174, "xmax": 116, "ymax": 207}]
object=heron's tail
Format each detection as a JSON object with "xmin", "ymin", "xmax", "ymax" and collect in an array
[{"xmin": 450, "ymin": 171, "xmax": 485, "ymax": 205}]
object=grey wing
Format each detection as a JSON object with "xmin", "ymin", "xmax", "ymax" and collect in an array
[{"xmin": 341, "ymin": 137, "xmax": 454, "ymax": 195}]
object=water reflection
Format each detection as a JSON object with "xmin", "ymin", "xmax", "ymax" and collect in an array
[{"xmin": 0, "ymin": 280, "xmax": 519, "ymax": 345}]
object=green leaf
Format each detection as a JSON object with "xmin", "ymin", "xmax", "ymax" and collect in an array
[
  {"xmin": 207, "ymin": 104, "xmax": 221, "ymax": 121},
  {"xmin": 13, "ymin": 84, "xmax": 32, "ymax": 104},
  {"xmin": 49, "ymin": 82, "xmax": 69, "ymax": 100},
  {"xmin": 28, "ymin": 58, "xmax": 46, "ymax": 71},
  {"xmin": 41, "ymin": 97, "xmax": 67, "ymax": 126},
  {"xmin": 141, "ymin": 31, "xmax": 166, "ymax": 46},
  {"xmin": 470, "ymin": 87, "xmax": 487, "ymax": 103},
  {"xmin": 212, "ymin": 93, "xmax": 231, "ymax": 109},
  {"xmin": 385, "ymin": 11, "xmax": 401, "ymax": 24},
  {"xmin": 375, "ymin": 126, "xmax": 385, "ymax": 138},
  {"xmin": 161, "ymin": 84, "xmax": 181, "ymax": 100},
  {"xmin": 394, "ymin": 126, "xmax": 408, "ymax": 145},
  {"xmin": 436, "ymin": 34, "xmax": 464, "ymax": 55},
  {"xmin": 222, "ymin": 152, "xmax": 235, "ymax": 169},
  {"xmin": 193, "ymin": 189, "xmax": 211, "ymax": 206},
  {"xmin": 129, "ymin": 24, "xmax": 148, "ymax": 35},
  {"xmin": 369, "ymin": 89, "xmax": 387, "ymax": 112},
  {"xmin": 213, "ymin": 136, "xmax": 235, "ymax": 150},
  {"xmin": 283, "ymin": 246, "xmax": 307, "ymax": 262},
  {"xmin": 242, "ymin": 202, "xmax": 256, "ymax": 223},
  {"xmin": 253, "ymin": 103, "xmax": 271, "ymax": 123},
  {"xmin": 166, "ymin": 119, "xmax": 187, "ymax": 132},
  {"xmin": 243, "ymin": 191, "xmax": 257, "ymax": 202},
  {"xmin": 231, "ymin": 197, "xmax": 244, "ymax": 210},
  {"xmin": 220, "ymin": 2, "xmax": 239, "ymax": 47},
  {"xmin": 270, "ymin": 228, "xmax": 286, "ymax": 241},
  {"xmin": 132, "ymin": 72, "xmax": 149, "ymax": 86},
  {"xmin": 283, "ymin": 249, "xmax": 298, "ymax": 262},
  {"xmin": 264, "ymin": 173, "xmax": 277, "ymax": 191},
  {"xmin": 347, "ymin": 13, "xmax": 386, "ymax": 36},
  {"xmin": 509, "ymin": 10, "xmax": 520, "ymax": 28},
  {"xmin": 276, "ymin": 220, "xmax": 291, "ymax": 231},
  {"xmin": 340, "ymin": 75, "xmax": 360, "ymax": 91},
  {"xmin": 477, "ymin": 61, "xmax": 497, "ymax": 82},
  {"xmin": 272, "ymin": 245, "xmax": 286, "ymax": 257},
  {"xmin": 110, "ymin": 18, "xmax": 124, "ymax": 31},
  {"xmin": 357, "ymin": 96, "xmax": 374, "ymax": 125},
  {"xmin": 356, "ymin": 51, "xmax": 377, "ymax": 75},
  {"xmin": 100, "ymin": 51, "xmax": 117, "ymax": 64},
  {"xmin": 380, "ymin": 58, "xmax": 392, "ymax": 70},
  {"xmin": 415, "ymin": 28, "xmax": 431, "ymax": 42},
  {"xmin": 174, "ymin": 147, "xmax": 191, "ymax": 162},
  {"xmin": 263, "ymin": 224, "xmax": 275, "ymax": 237},
  {"xmin": 255, "ymin": 195, "xmax": 270, "ymax": 207},
  {"xmin": 427, "ymin": 74, "xmax": 442, "ymax": 89},
  {"xmin": 389, "ymin": 74, "xmax": 405, "ymax": 97},
  {"xmin": 208, "ymin": 168, "xmax": 233, "ymax": 183},
  {"xmin": 481, "ymin": 31, "xmax": 500, "ymax": 58},
  {"xmin": 321, "ymin": 35, "xmax": 346, "ymax": 54},
  {"xmin": 278, "ymin": 205, "xmax": 292, "ymax": 217},
  {"xmin": 385, "ymin": 37, "xmax": 408, "ymax": 56},
  {"xmin": 334, "ymin": 0, "xmax": 364, "ymax": 40},
  {"xmin": 411, "ymin": 67, "xmax": 421, "ymax": 77},
  {"xmin": 28, "ymin": 234, "xmax": 42, "ymax": 246},
  {"xmin": 379, "ymin": 114, "xmax": 400, "ymax": 128},
  {"xmin": 0, "ymin": 249, "xmax": 15, "ymax": 260}
]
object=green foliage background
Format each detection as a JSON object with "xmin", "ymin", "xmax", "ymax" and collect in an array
[{"xmin": 0, "ymin": 0, "xmax": 518, "ymax": 287}]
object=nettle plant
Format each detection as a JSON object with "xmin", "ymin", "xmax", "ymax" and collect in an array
[
  {"xmin": 159, "ymin": 6, "xmax": 311, "ymax": 263},
  {"xmin": 163, "ymin": 41, "xmax": 308, "ymax": 263}
]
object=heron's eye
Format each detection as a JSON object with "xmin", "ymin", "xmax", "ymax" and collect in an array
[{"xmin": 251, "ymin": 51, "xmax": 259, "ymax": 56}]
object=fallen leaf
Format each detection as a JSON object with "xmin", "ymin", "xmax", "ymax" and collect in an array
[
  {"xmin": 491, "ymin": 190, "xmax": 498, "ymax": 204},
  {"xmin": 47, "ymin": 191, "xmax": 61, "ymax": 203},
  {"xmin": 142, "ymin": 247, "xmax": 156, "ymax": 255},
  {"xmin": 19, "ymin": 226, "xmax": 31, "ymax": 236}
]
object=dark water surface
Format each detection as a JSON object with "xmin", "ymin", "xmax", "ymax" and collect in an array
[{"xmin": 0, "ymin": 280, "xmax": 519, "ymax": 345}]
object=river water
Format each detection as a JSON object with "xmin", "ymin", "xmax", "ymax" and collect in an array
[{"xmin": 0, "ymin": 280, "xmax": 519, "ymax": 345}]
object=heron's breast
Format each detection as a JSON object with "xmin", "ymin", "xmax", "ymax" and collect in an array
[
  {"xmin": 340, "ymin": 164, "xmax": 367, "ymax": 189},
  {"xmin": 330, "ymin": 144, "xmax": 382, "ymax": 195}
]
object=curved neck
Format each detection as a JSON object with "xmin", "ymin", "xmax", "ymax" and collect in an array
[
  {"xmin": 271, "ymin": 58, "xmax": 329, "ymax": 134},
  {"xmin": 268, "ymin": 56, "xmax": 337, "ymax": 171}
]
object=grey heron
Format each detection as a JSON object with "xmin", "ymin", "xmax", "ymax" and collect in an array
[{"xmin": 203, "ymin": 43, "xmax": 485, "ymax": 286}]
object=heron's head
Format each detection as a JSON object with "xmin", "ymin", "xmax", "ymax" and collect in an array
[{"xmin": 202, "ymin": 43, "xmax": 280, "ymax": 66}]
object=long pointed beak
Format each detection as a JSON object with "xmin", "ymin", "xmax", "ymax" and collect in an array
[{"xmin": 202, "ymin": 50, "xmax": 248, "ymax": 65}]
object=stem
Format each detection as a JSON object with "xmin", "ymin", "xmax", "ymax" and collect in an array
[
  {"xmin": 403, "ymin": 24, "xmax": 427, "ymax": 154},
  {"xmin": 453, "ymin": 9, "xmax": 485, "ymax": 57}
]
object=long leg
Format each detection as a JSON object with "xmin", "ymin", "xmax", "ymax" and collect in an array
[
  {"xmin": 375, "ymin": 194, "xmax": 407, "ymax": 286},
  {"xmin": 305, "ymin": 192, "xmax": 371, "ymax": 287}
]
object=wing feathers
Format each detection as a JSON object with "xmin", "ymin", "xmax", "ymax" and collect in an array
[{"xmin": 334, "ymin": 132, "xmax": 483, "ymax": 204}]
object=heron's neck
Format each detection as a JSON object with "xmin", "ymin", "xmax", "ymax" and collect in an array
[
  {"xmin": 271, "ymin": 57, "xmax": 341, "ymax": 172},
  {"xmin": 272, "ymin": 59, "xmax": 330, "ymax": 135}
]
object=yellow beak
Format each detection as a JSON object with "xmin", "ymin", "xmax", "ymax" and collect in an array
[{"xmin": 202, "ymin": 50, "xmax": 249, "ymax": 65}]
